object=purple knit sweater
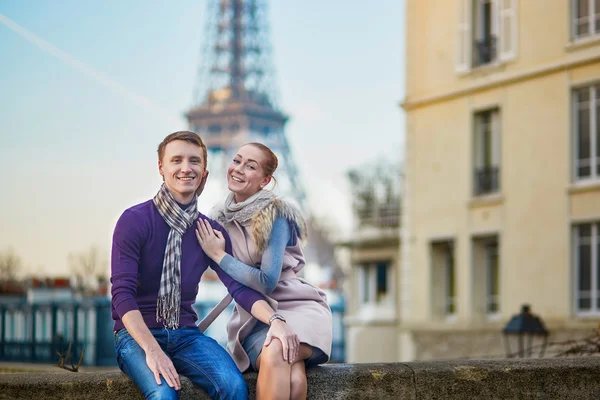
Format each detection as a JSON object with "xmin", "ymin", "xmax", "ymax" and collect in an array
[{"xmin": 110, "ymin": 199, "xmax": 265, "ymax": 331}]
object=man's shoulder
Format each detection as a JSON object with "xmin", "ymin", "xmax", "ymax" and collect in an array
[
  {"xmin": 125, "ymin": 199, "xmax": 154, "ymax": 214},
  {"xmin": 118, "ymin": 199, "xmax": 155, "ymax": 224},
  {"xmin": 113, "ymin": 200, "xmax": 155, "ymax": 240}
]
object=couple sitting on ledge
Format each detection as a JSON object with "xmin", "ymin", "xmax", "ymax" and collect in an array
[{"xmin": 110, "ymin": 130, "xmax": 332, "ymax": 400}]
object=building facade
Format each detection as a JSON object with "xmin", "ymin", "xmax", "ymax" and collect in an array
[
  {"xmin": 338, "ymin": 162, "xmax": 401, "ymax": 362},
  {"xmin": 400, "ymin": 0, "xmax": 600, "ymax": 360},
  {"xmin": 341, "ymin": 218, "xmax": 400, "ymax": 363}
]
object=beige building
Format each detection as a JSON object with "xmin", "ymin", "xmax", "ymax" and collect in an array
[
  {"xmin": 340, "ymin": 208, "xmax": 400, "ymax": 363},
  {"xmin": 397, "ymin": 0, "xmax": 600, "ymax": 360},
  {"xmin": 338, "ymin": 163, "xmax": 401, "ymax": 363}
]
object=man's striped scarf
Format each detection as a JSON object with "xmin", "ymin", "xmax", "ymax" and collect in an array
[{"xmin": 153, "ymin": 183, "xmax": 199, "ymax": 329}]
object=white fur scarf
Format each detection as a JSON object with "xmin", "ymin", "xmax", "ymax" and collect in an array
[{"xmin": 213, "ymin": 191, "xmax": 307, "ymax": 253}]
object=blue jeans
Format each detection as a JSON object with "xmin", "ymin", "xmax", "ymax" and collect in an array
[{"xmin": 114, "ymin": 327, "xmax": 247, "ymax": 400}]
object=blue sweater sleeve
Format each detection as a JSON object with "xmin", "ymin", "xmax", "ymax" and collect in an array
[{"xmin": 218, "ymin": 217, "xmax": 291, "ymax": 295}]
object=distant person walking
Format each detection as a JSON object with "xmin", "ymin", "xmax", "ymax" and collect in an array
[
  {"xmin": 196, "ymin": 142, "xmax": 332, "ymax": 400},
  {"xmin": 110, "ymin": 131, "xmax": 299, "ymax": 400}
]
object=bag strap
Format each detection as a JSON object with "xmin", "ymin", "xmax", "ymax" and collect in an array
[{"xmin": 196, "ymin": 294, "xmax": 233, "ymax": 333}]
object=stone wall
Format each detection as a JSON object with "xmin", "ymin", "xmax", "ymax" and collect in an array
[
  {"xmin": 2, "ymin": 358, "xmax": 600, "ymax": 399},
  {"xmin": 411, "ymin": 328, "xmax": 595, "ymax": 360}
]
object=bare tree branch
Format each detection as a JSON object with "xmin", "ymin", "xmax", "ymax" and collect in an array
[
  {"xmin": 56, "ymin": 341, "xmax": 86, "ymax": 372},
  {"xmin": 68, "ymin": 245, "xmax": 107, "ymax": 295},
  {"xmin": 0, "ymin": 247, "xmax": 22, "ymax": 284}
]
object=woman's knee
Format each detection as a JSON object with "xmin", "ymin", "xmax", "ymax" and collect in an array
[
  {"xmin": 292, "ymin": 344, "xmax": 313, "ymax": 364},
  {"xmin": 259, "ymin": 339, "xmax": 288, "ymax": 369},
  {"xmin": 290, "ymin": 364, "xmax": 306, "ymax": 387}
]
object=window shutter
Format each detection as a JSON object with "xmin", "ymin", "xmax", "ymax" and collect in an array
[
  {"xmin": 456, "ymin": 0, "xmax": 472, "ymax": 73},
  {"xmin": 491, "ymin": 0, "xmax": 500, "ymax": 38},
  {"xmin": 571, "ymin": 0, "xmax": 578, "ymax": 40},
  {"xmin": 492, "ymin": 110, "xmax": 501, "ymax": 168},
  {"xmin": 474, "ymin": 115, "xmax": 483, "ymax": 169},
  {"xmin": 498, "ymin": 0, "xmax": 517, "ymax": 61}
]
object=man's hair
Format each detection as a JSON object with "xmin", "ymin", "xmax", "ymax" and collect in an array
[{"xmin": 157, "ymin": 131, "xmax": 208, "ymax": 164}]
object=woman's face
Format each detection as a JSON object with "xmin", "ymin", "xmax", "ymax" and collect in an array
[{"xmin": 227, "ymin": 145, "xmax": 271, "ymax": 202}]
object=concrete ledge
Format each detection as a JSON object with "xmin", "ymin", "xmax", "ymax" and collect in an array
[{"xmin": 2, "ymin": 357, "xmax": 600, "ymax": 399}]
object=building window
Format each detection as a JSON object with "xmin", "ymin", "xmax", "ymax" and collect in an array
[
  {"xmin": 573, "ymin": 85, "xmax": 600, "ymax": 181},
  {"xmin": 572, "ymin": 0, "xmax": 600, "ymax": 40},
  {"xmin": 431, "ymin": 241, "xmax": 456, "ymax": 319},
  {"xmin": 358, "ymin": 262, "xmax": 392, "ymax": 306},
  {"xmin": 473, "ymin": 235, "xmax": 500, "ymax": 318},
  {"xmin": 473, "ymin": 0, "xmax": 497, "ymax": 66},
  {"xmin": 485, "ymin": 240, "xmax": 499, "ymax": 314},
  {"xmin": 456, "ymin": 0, "xmax": 517, "ymax": 72},
  {"xmin": 574, "ymin": 223, "xmax": 600, "ymax": 315},
  {"xmin": 473, "ymin": 109, "xmax": 501, "ymax": 196}
]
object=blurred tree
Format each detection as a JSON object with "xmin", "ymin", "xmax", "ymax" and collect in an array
[
  {"xmin": 68, "ymin": 245, "xmax": 107, "ymax": 295},
  {"xmin": 305, "ymin": 215, "xmax": 345, "ymax": 287},
  {"xmin": 0, "ymin": 247, "xmax": 21, "ymax": 284},
  {"xmin": 346, "ymin": 158, "xmax": 402, "ymax": 227}
]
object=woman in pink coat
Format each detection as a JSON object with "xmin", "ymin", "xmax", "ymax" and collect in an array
[{"xmin": 196, "ymin": 142, "xmax": 332, "ymax": 400}]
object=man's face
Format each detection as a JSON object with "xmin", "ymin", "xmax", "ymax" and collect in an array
[{"xmin": 158, "ymin": 140, "xmax": 207, "ymax": 204}]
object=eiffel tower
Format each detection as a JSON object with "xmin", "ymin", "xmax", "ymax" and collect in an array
[
  {"xmin": 186, "ymin": 0, "xmax": 306, "ymax": 212},
  {"xmin": 186, "ymin": 0, "xmax": 340, "ymax": 284}
]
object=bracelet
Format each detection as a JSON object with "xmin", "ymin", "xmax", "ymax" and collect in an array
[{"xmin": 268, "ymin": 313, "xmax": 286, "ymax": 326}]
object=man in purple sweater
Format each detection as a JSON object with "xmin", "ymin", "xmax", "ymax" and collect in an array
[{"xmin": 111, "ymin": 131, "xmax": 299, "ymax": 400}]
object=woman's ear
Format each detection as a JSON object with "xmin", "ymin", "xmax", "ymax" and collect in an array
[{"xmin": 261, "ymin": 176, "xmax": 272, "ymax": 188}]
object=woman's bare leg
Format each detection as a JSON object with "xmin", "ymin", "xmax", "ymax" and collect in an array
[
  {"xmin": 289, "ymin": 344, "xmax": 312, "ymax": 400},
  {"xmin": 290, "ymin": 360, "xmax": 307, "ymax": 400},
  {"xmin": 255, "ymin": 338, "xmax": 291, "ymax": 400},
  {"xmin": 255, "ymin": 342, "xmax": 313, "ymax": 400}
]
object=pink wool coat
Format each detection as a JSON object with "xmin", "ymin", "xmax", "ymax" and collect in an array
[{"xmin": 201, "ymin": 205, "xmax": 333, "ymax": 372}]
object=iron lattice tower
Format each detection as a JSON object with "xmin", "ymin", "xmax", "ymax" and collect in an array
[{"xmin": 186, "ymin": 0, "xmax": 307, "ymax": 212}]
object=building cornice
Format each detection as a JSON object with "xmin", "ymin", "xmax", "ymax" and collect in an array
[{"xmin": 401, "ymin": 52, "xmax": 600, "ymax": 111}]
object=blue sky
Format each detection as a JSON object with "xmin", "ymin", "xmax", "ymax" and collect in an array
[{"xmin": 0, "ymin": 1, "xmax": 405, "ymax": 276}]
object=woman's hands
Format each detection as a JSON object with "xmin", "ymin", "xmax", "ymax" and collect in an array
[
  {"xmin": 264, "ymin": 320, "xmax": 300, "ymax": 363},
  {"xmin": 195, "ymin": 219, "xmax": 227, "ymax": 263}
]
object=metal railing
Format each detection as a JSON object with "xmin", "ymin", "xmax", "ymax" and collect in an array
[
  {"xmin": 0, "ymin": 297, "xmax": 115, "ymax": 366},
  {"xmin": 356, "ymin": 203, "xmax": 400, "ymax": 228},
  {"xmin": 1, "ymin": 294, "xmax": 346, "ymax": 366},
  {"xmin": 474, "ymin": 166, "xmax": 500, "ymax": 195},
  {"xmin": 473, "ymin": 35, "xmax": 497, "ymax": 67}
]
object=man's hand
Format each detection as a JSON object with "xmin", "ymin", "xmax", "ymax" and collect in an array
[
  {"xmin": 145, "ymin": 346, "xmax": 181, "ymax": 391},
  {"xmin": 264, "ymin": 320, "xmax": 299, "ymax": 363},
  {"xmin": 195, "ymin": 219, "xmax": 226, "ymax": 262},
  {"xmin": 196, "ymin": 170, "xmax": 209, "ymax": 197},
  {"xmin": 121, "ymin": 311, "xmax": 181, "ymax": 391}
]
